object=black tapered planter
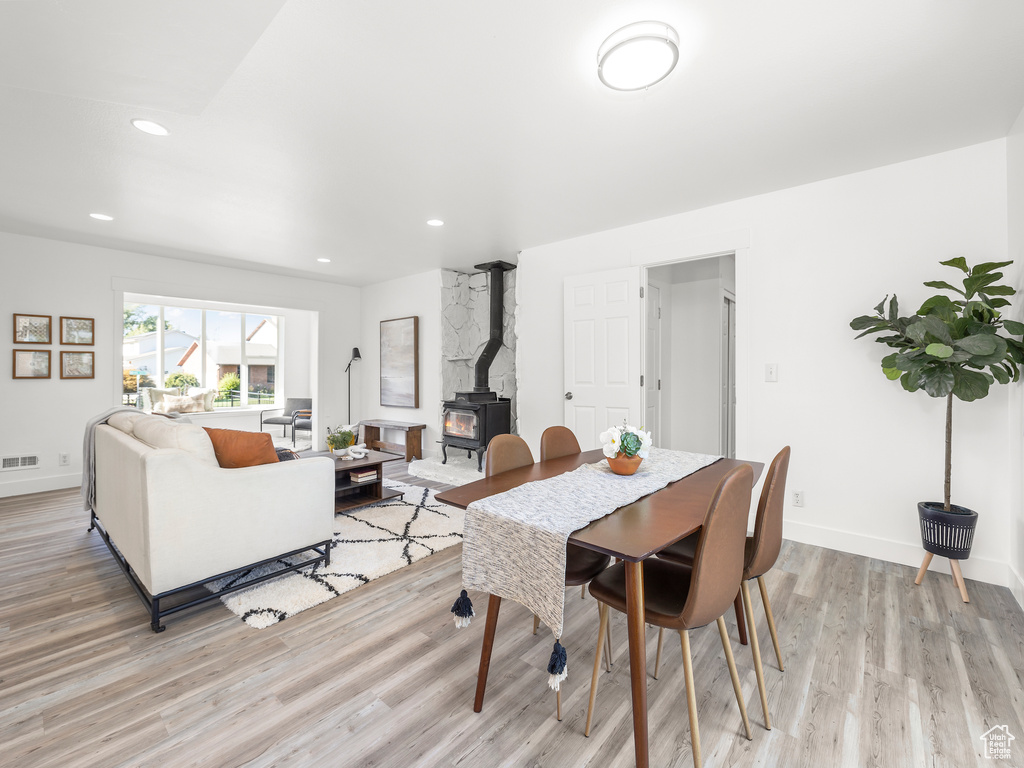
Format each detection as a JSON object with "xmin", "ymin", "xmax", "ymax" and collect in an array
[{"xmin": 918, "ymin": 502, "xmax": 978, "ymax": 560}]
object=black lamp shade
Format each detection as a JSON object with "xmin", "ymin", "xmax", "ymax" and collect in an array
[{"xmin": 352, "ymin": 347, "xmax": 361, "ymax": 361}]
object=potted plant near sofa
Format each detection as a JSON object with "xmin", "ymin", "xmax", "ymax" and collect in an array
[{"xmin": 850, "ymin": 258, "xmax": 1023, "ymax": 602}]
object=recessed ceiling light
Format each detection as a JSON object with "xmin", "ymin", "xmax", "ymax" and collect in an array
[
  {"xmin": 131, "ymin": 119, "xmax": 170, "ymax": 136},
  {"xmin": 317, "ymin": 258, "xmax": 331, "ymax": 263},
  {"xmin": 89, "ymin": 213, "xmax": 114, "ymax": 221},
  {"xmin": 427, "ymin": 219, "xmax": 444, "ymax": 227},
  {"xmin": 598, "ymin": 21, "xmax": 680, "ymax": 91}
]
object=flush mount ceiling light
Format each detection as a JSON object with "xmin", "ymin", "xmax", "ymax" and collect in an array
[
  {"xmin": 427, "ymin": 219, "xmax": 444, "ymax": 227},
  {"xmin": 89, "ymin": 213, "xmax": 114, "ymax": 221},
  {"xmin": 597, "ymin": 21, "xmax": 680, "ymax": 91},
  {"xmin": 131, "ymin": 119, "xmax": 169, "ymax": 136},
  {"xmin": 317, "ymin": 258, "xmax": 331, "ymax": 263}
]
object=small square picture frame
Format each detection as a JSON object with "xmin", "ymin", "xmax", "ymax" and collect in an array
[
  {"xmin": 60, "ymin": 316, "xmax": 94, "ymax": 345},
  {"xmin": 60, "ymin": 351, "xmax": 95, "ymax": 379},
  {"xmin": 13, "ymin": 349, "xmax": 51, "ymax": 379},
  {"xmin": 13, "ymin": 314, "xmax": 52, "ymax": 344}
]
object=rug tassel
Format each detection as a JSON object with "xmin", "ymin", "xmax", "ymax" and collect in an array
[
  {"xmin": 451, "ymin": 589, "xmax": 474, "ymax": 628},
  {"xmin": 547, "ymin": 639, "xmax": 568, "ymax": 691}
]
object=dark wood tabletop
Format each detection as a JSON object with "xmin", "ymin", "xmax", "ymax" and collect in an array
[
  {"xmin": 434, "ymin": 449, "xmax": 764, "ymax": 562},
  {"xmin": 306, "ymin": 449, "xmax": 402, "ymax": 471}
]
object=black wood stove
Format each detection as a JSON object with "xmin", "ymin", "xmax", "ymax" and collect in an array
[{"xmin": 441, "ymin": 260, "xmax": 515, "ymax": 471}]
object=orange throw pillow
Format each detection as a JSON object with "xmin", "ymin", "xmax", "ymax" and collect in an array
[{"xmin": 203, "ymin": 428, "xmax": 280, "ymax": 469}]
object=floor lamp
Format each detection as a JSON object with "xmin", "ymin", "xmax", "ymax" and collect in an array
[{"xmin": 345, "ymin": 347, "xmax": 361, "ymax": 424}]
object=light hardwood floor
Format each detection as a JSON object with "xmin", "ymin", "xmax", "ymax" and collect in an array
[{"xmin": 2, "ymin": 463, "xmax": 1023, "ymax": 767}]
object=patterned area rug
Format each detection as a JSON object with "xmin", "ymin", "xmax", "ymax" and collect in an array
[
  {"xmin": 207, "ymin": 480, "xmax": 463, "ymax": 628},
  {"xmin": 408, "ymin": 454, "xmax": 483, "ymax": 487}
]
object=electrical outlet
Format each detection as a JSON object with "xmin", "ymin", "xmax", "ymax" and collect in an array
[
  {"xmin": 792, "ymin": 490, "xmax": 804, "ymax": 507},
  {"xmin": 59, "ymin": 452, "xmax": 70, "ymax": 466}
]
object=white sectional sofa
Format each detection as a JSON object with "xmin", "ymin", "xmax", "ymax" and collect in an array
[{"xmin": 91, "ymin": 411, "xmax": 336, "ymax": 631}]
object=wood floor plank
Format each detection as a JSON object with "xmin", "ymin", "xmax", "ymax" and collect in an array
[{"xmin": 2, "ymin": 472, "xmax": 1024, "ymax": 767}]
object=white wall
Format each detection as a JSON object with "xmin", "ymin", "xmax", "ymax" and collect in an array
[
  {"xmin": 0, "ymin": 231, "xmax": 359, "ymax": 496},
  {"xmin": 1007, "ymin": 107, "xmax": 1024, "ymax": 608},
  {"xmin": 670, "ymin": 278, "xmax": 722, "ymax": 454},
  {"xmin": 518, "ymin": 139, "xmax": 1014, "ymax": 587},
  {"xmin": 359, "ymin": 270, "xmax": 443, "ymax": 458}
]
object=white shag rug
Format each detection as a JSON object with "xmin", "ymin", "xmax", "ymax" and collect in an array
[
  {"xmin": 408, "ymin": 454, "xmax": 484, "ymax": 487},
  {"xmin": 206, "ymin": 480, "xmax": 463, "ymax": 628}
]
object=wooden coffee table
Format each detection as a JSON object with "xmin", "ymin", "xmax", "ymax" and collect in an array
[{"xmin": 309, "ymin": 450, "xmax": 403, "ymax": 513}]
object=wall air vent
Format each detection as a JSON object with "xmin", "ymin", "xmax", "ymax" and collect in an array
[{"xmin": 1, "ymin": 455, "xmax": 40, "ymax": 472}]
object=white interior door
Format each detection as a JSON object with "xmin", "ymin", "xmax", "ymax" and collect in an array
[
  {"xmin": 564, "ymin": 268, "xmax": 642, "ymax": 451},
  {"xmin": 720, "ymin": 292, "xmax": 736, "ymax": 458}
]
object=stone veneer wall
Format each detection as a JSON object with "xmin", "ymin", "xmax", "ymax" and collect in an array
[{"xmin": 440, "ymin": 267, "xmax": 517, "ymax": 432}]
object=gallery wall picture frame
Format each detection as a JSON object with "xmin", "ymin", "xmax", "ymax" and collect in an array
[
  {"xmin": 380, "ymin": 316, "xmax": 419, "ymax": 408},
  {"xmin": 60, "ymin": 350, "xmax": 95, "ymax": 379},
  {"xmin": 60, "ymin": 316, "xmax": 95, "ymax": 345},
  {"xmin": 13, "ymin": 314, "xmax": 51, "ymax": 344},
  {"xmin": 13, "ymin": 349, "xmax": 51, "ymax": 379}
]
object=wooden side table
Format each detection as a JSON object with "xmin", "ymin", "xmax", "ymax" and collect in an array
[{"xmin": 359, "ymin": 419, "xmax": 426, "ymax": 461}]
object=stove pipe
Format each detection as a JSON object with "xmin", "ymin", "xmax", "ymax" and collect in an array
[{"xmin": 472, "ymin": 260, "xmax": 516, "ymax": 392}]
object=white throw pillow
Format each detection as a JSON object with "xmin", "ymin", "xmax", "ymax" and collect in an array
[
  {"xmin": 132, "ymin": 415, "xmax": 218, "ymax": 465},
  {"xmin": 187, "ymin": 387, "xmax": 216, "ymax": 411},
  {"xmin": 140, "ymin": 387, "xmax": 180, "ymax": 411},
  {"xmin": 155, "ymin": 393, "xmax": 207, "ymax": 414}
]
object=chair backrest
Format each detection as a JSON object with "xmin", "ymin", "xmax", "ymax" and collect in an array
[
  {"xmin": 539, "ymin": 426, "xmax": 581, "ymax": 462},
  {"xmin": 486, "ymin": 434, "xmax": 534, "ymax": 477},
  {"xmin": 283, "ymin": 397, "xmax": 312, "ymax": 416},
  {"xmin": 678, "ymin": 464, "xmax": 754, "ymax": 630},
  {"xmin": 744, "ymin": 446, "xmax": 791, "ymax": 580}
]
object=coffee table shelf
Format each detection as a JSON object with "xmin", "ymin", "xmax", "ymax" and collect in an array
[{"xmin": 308, "ymin": 450, "xmax": 403, "ymax": 513}]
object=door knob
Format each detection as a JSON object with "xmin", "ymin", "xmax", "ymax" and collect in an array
[{"xmin": 564, "ymin": 392, "xmax": 573, "ymax": 400}]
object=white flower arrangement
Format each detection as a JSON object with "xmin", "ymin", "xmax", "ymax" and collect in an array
[{"xmin": 599, "ymin": 423, "xmax": 652, "ymax": 459}]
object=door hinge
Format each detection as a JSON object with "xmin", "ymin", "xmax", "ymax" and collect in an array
[
  {"xmin": 640, "ymin": 374, "xmax": 644, "ymax": 387},
  {"xmin": 658, "ymin": 379, "xmax": 661, "ymax": 391},
  {"xmin": 657, "ymin": 307, "xmax": 661, "ymax": 320},
  {"xmin": 640, "ymin": 286, "xmax": 644, "ymax": 299}
]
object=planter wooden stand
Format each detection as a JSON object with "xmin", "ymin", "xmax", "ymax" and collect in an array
[{"xmin": 913, "ymin": 501, "xmax": 978, "ymax": 603}]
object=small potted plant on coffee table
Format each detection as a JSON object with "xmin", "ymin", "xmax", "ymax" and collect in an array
[
  {"xmin": 850, "ymin": 257, "xmax": 1023, "ymax": 602},
  {"xmin": 326, "ymin": 426, "xmax": 356, "ymax": 456}
]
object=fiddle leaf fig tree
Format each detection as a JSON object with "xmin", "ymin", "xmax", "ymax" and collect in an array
[{"xmin": 850, "ymin": 258, "xmax": 1024, "ymax": 512}]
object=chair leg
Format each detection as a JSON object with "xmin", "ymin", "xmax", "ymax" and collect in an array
[
  {"xmin": 581, "ymin": 584, "xmax": 586, "ymax": 599},
  {"xmin": 533, "ymin": 614, "xmax": 540, "ymax": 635},
  {"xmin": 604, "ymin": 607, "xmax": 613, "ymax": 672},
  {"xmin": 741, "ymin": 581, "xmax": 771, "ymax": 730},
  {"xmin": 679, "ymin": 630, "xmax": 702, "ymax": 768},
  {"xmin": 717, "ymin": 616, "xmax": 752, "ymax": 740},
  {"xmin": 734, "ymin": 592, "xmax": 748, "ymax": 645},
  {"xmin": 654, "ymin": 627, "xmax": 664, "ymax": 679},
  {"xmin": 914, "ymin": 552, "xmax": 934, "ymax": 585},
  {"xmin": 585, "ymin": 602, "xmax": 610, "ymax": 737},
  {"xmin": 757, "ymin": 575, "xmax": 784, "ymax": 671}
]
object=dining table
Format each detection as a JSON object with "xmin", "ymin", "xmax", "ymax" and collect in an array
[{"xmin": 435, "ymin": 448, "xmax": 765, "ymax": 768}]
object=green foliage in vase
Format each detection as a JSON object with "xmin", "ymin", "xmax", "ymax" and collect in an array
[
  {"xmin": 619, "ymin": 431, "xmax": 643, "ymax": 458},
  {"xmin": 326, "ymin": 429, "xmax": 355, "ymax": 450},
  {"xmin": 850, "ymin": 258, "xmax": 1023, "ymax": 510}
]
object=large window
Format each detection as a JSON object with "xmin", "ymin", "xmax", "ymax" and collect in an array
[{"xmin": 123, "ymin": 298, "xmax": 280, "ymax": 408}]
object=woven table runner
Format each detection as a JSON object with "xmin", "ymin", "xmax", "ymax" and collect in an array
[{"xmin": 461, "ymin": 448, "xmax": 721, "ymax": 640}]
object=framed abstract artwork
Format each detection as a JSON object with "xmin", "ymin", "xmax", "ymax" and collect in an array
[
  {"xmin": 60, "ymin": 316, "xmax": 95, "ymax": 345},
  {"xmin": 60, "ymin": 351, "xmax": 95, "ymax": 379},
  {"xmin": 13, "ymin": 314, "xmax": 51, "ymax": 344},
  {"xmin": 380, "ymin": 316, "xmax": 419, "ymax": 407},
  {"xmin": 13, "ymin": 349, "xmax": 51, "ymax": 379}
]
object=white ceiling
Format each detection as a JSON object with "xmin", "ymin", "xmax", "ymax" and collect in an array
[{"xmin": 1, "ymin": 0, "xmax": 1023, "ymax": 286}]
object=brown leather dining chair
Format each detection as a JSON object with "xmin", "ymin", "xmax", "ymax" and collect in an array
[
  {"xmin": 656, "ymin": 445, "xmax": 791, "ymax": 730},
  {"xmin": 584, "ymin": 464, "xmax": 756, "ymax": 768},
  {"xmin": 485, "ymin": 433, "xmax": 612, "ymax": 721}
]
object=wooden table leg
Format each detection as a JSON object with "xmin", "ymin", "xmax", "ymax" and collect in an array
[
  {"xmin": 625, "ymin": 560, "xmax": 649, "ymax": 768},
  {"xmin": 474, "ymin": 595, "xmax": 502, "ymax": 713}
]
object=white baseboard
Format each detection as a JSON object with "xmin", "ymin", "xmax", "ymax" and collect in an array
[
  {"xmin": 0, "ymin": 471, "xmax": 82, "ymax": 498},
  {"xmin": 785, "ymin": 519, "xmax": 1010, "ymax": 589},
  {"xmin": 1010, "ymin": 564, "xmax": 1024, "ymax": 612}
]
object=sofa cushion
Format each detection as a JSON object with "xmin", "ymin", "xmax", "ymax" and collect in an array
[
  {"xmin": 154, "ymin": 393, "xmax": 207, "ymax": 414},
  {"xmin": 188, "ymin": 387, "xmax": 217, "ymax": 411},
  {"xmin": 133, "ymin": 415, "xmax": 219, "ymax": 465},
  {"xmin": 107, "ymin": 410, "xmax": 145, "ymax": 433},
  {"xmin": 140, "ymin": 387, "xmax": 180, "ymax": 411},
  {"xmin": 203, "ymin": 428, "xmax": 280, "ymax": 469}
]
